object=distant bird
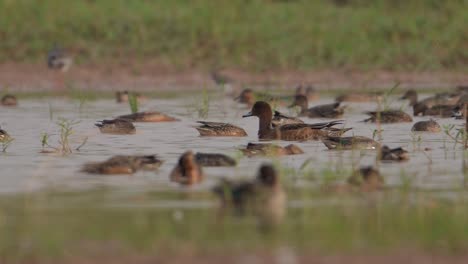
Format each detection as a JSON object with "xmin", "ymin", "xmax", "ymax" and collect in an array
[
  {"xmin": 363, "ymin": 110, "xmax": 413, "ymax": 123},
  {"xmin": 81, "ymin": 155, "xmax": 163, "ymax": 175},
  {"xmin": 47, "ymin": 44, "xmax": 73, "ymax": 72},
  {"xmin": 118, "ymin": 111, "xmax": 178, "ymax": 122},
  {"xmin": 322, "ymin": 136, "xmax": 380, "ymax": 150},
  {"xmin": 194, "ymin": 121, "xmax": 247, "ymax": 137},
  {"xmin": 380, "ymin": 145, "xmax": 409, "ymax": 162},
  {"xmin": 1, "ymin": 94, "xmax": 17, "ymax": 106},
  {"xmin": 115, "ymin": 91, "xmax": 147, "ymax": 104},
  {"xmin": 210, "ymin": 70, "xmax": 234, "ymax": 86},
  {"xmin": 289, "ymin": 95, "xmax": 345, "ymax": 118},
  {"xmin": 234, "ymin": 88, "xmax": 255, "ymax": 107},
  {"xmin": 411, "ymin": 119, "xmax": 441, "ymax": 132},
  {"xmin": 347, "ymin": 166, "xmax": 384, "ymax": 191},
  {"xmin": 243, "ymin": 101, "xmax": 348, "ymax": 141},
  {"xmin": 170, "ymin": 151, "xmax": 203, "ymax": 185},
  {"xmin": 95, "ymin": 119, "xmax": 136, "ymax": 135},
  {"xmin": 400, "ymin": 89, "xmax": 460, "ymax": 109},
  {"xmin": 195, "ymin": 152, "xmax": 237, "ymax": 167},
  {"xmin": 240, "ymin": 143, "xmax": 304, "ymax": 157},
  {"xmin": 295, "ymin": 85, "xmax": 319, "ymax": 101},
  {"xmin": 213, "ymin": 164, "xmax": 286, "ymax": 226}
]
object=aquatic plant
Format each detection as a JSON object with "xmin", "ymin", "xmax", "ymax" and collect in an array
[
  {"xmin": 128, "ymin": 93, "xmax": 139, "ymax": 114},
  {"xmin": 40, "ymin": 118, "xmax": 87, "ymax": 155},
  {"xmin": 1, "ymin": 137, "xmax": 13, "ymax": 152}
]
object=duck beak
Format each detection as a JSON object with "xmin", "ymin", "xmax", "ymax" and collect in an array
[{"xmin": 242, "ymin": 111, "xmax": 253, "ymax": 118}]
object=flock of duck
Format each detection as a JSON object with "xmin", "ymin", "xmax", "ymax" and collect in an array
[{"xmin": 1, "ymin": 67, "xmax": 468, "ymax": 226}]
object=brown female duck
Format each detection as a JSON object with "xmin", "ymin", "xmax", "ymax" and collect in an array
[
  {"xmin": 213, "ymin": 164, "xmax": 286, "ymax": 225},
  {"xmin": 1, "ymin": 94, "xmax": 17, "ymax": 106},
  {"xmin": 170, "ymin": 151, "xmax": 203, "ymax": 185},
  {"xmin": 240, "ymin": 142, "xmax": 304, "ymax": 157},
  {"xmin": 195, "ymin": 152, "xmax": 237, "ymax": 167},
  {"xmin": 289, "ymin": 95, "xmax": 345, "ymax": 118},
  {"xmin": 400, "ymin": 89, "xmax": 460, "ymax": 109},
  {"xmin": 195, "ymin": 121, "xmax": 247, "ymax": 137},
  {"xmin": 347, "ymin": 166, "xmax": 384, "ymax": 191},
  {"xmin": 82, "ymin": 155, "xmax": 163, "ymax": 175},
  {"xmin": 363, "ymin": 110, "xmax": 413, "ymax": 123},
  {"xmin": 95, "ymin": 119, "xmax": 136, "ymax": 135},
  {"xmin": 380, "ymin": 145, "xmax": 409, "ymax": 162},
  {"xmin": 118, "ymin": 111, "xmax": 178, "ymax": 122},
  {"xmin": 234, "ymin": 88, "xmax": 255, "ymax": 107},
  {"xmin": 411, "ymin": 119, "xmax": 441, "ymax": 132},
  {"xmin": 243, "ymin": 101, "xmax": 347, "ymax": 141},
  {"xmin": 413, "ymin": 104, "xmax": 458, "ymax": 117},
  {"xmin": 322, "ymin": 136, "xmax": 380, "ymax": 150}
]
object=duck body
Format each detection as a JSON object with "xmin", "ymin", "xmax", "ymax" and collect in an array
[
  {"xmin": 322, "ymin": 136, "xmax": 380, "ymax": 150},
  {"xmin": 118, "ymin": 111, "xmax": 178, "ymax": 122},
  {"xmin": 95, "ymin": 119, "xmax": 136, "ymax": 135},
  {"xmin": 364, "ymin": 110, "xmax": 413, "ymax": 123},
  {"xmin": 82, "ymin": 155, "xmax": 162, "ymax": 175},
  {"xmin": 380, "ymin": 145, "xmax": 409, "ymax": 162},
  {"xmin": 413, "ymin": 103, "xmax": 458, "ymax": 117},
  {"xmin": 195, "ymin": 121, "xmax": 247, "ymax": 137},
  {"xmin": 195, "ymin": 152, "xmax": 237, "ymax": 167},
  {"xmin": 1, "ymin": 94, "xmax": 17, "ymax": 106},
  {"xmin": 240, "ymin": 142, "xmax": 304, "ymax": 157},
  {"xmin": 290, "ymin": 95, "xmax": 344, "ymax": 118},
  {"xmin": 401, "ymin": 89, "xmax": 460, "ymax": 109},
  {"xmin": 411, "ymin": 119, "xmax": 441, "ymax": 132},
  {"xmin": 170, "ymin": 151, "xmax": 203, "ymax": 185},
  {"xmin": 243, "ymin": 101, "xmax": 347, "ymax": 141},
  {"xmin": 213, "ymin": 164, "xmax": 286, "ymax": 225},
  {"xmin": 347, "ymin": 166, "xmax": 384, "ymax": 191}
]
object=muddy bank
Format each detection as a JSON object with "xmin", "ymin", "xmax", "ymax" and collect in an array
[{"xmin": 0, "ymin": 63, "xmax": 467, "ymax": 93}]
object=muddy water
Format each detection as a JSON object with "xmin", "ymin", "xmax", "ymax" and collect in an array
[{"xmin": 0, "ymin": 94, "xmax": 465, "ymax": 199}]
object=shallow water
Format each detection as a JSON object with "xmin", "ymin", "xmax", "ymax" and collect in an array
[{"xmin": 0, "ymin": 93, "xmax": 466, "ymax": 201}]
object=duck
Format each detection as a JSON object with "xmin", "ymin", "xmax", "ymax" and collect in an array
[
  {"xmin": 0, "ymin": 127, "xmax": 11, "ymax": 142},
  {"xmin": 195, "ymin": 152, "xmax": 237, "ymax": 167},
  {"xmin": 234, "ymin": 88, "xmax": 255, "ymax": 108},
  {"xmin": 335, "ymin": 92, "xmax": 380, "ymax": 103},
  {"xmin": 295, "ymin": 85, "xmax": 319, "ymax": 101},
  {"xmin": 413, "ymin": 104, "xmax": 458, "ymax": 117},
  {"xmin": 115, "ymin": 91, "xmax": 147, "ymax": 104},
  {"xmin": 47, "ymin": 44, "xmax": 73, "ymax": 72},
  {"xmin": 1, "ymin": 94, "xmax": 17, "ymax": 106},
  {"xmin": 212, "ymin": 164, "xmax": 286, "ymax": 225},
  {"xmin": 95, "ymin": 119, "xmax": 136, "ymax": 135},
  {"xmin": 194, "ymin": 121, "xmax": 247, "ymax": 137},
  {"xmin": 170, "ymin": 151, "xmax": 203, "ymax": 185},
  {"xmin": 289, "ymin": 94, "xmax": 345, "ymax": 118},
  {"xmin": 118, "ymin": 111, "xmax": 178, "ymax": 122},
  {"xmin": 81, "ymin": 155, "xmax": 163, "ymax": 175},
  {"xmin": 380, "ymin": 145, "xmax": 409, "ymax": 162},
  {"xmin": 411, "ymin": 119, "xmax": 441, "ymax": 132},
  {"xmin": 347, "ymin": 166, "xmax": 384, "ymax": 191},
  {"xmin": 363, "ymin": 110, "xmax": 413, "ymax": 123},
  {"xmin": 240, "ymin": 142, "xmax": 304, "ymax": 157},
  {"xmin": 242, "ymin": 101, "xmax": 348, "ymax": 141},
  {"xmin": 400, "ymin": 89, "xmax": 460, "ymax": 109},
  {"xmin": 322, "ymin": 136, "xmax": 380, "ymax": 150}
]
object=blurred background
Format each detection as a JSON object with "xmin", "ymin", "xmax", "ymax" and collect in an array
[{"xmin": 1, "ymin": 0, "xmax": 467, "ymax": 91}]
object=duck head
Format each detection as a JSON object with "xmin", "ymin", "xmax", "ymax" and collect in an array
[{"xmin": 257, "ymin": 164, "xmax": 279, "ymax": 187}]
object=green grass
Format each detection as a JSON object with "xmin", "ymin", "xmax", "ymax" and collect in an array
[
  {"xmin": 1, "ymin": 187, "xmax": 468, "ymax": 261},
  {"xmin": 1, "ymin": 0, "xmax": 467, "ymax": 71}
]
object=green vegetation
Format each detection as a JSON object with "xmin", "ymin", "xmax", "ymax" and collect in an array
[
  {"xmin": 1, "ymin": 188, "xmax": 468, "ymax": 262},
  {"xmin": 1, "ymin": 0, "xmax": 466, "ymax": 71}
]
